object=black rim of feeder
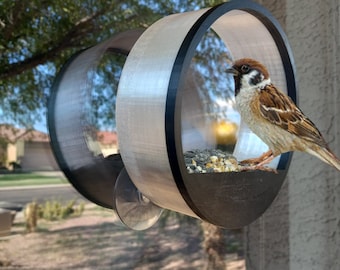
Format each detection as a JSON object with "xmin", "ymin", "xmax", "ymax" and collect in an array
[
  {"xmin": 48, "ymin": 29, "xmax": 144, "ymax": 209},
  {"xmin": 165, "ymin": 1, "xmax": 297, "ymax": 227}
]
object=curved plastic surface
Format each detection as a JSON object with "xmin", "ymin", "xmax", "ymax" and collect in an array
[{"xmin": 48, "ymin": 30, "xmax": 143, "ymax": 209}]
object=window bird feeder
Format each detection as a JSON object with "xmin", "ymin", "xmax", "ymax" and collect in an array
[{"xmin": 48, "ymin": 0, "xmax": 297, "ymax": 230}]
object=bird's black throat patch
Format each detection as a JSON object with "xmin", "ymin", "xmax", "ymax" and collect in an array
[
  {"xmin": 234, "ymin": 76, "xmax": 241, "ymax": 96},
  {"xmin": 249, "ymin": 71, "xmax": 263, "ymax": 86}
]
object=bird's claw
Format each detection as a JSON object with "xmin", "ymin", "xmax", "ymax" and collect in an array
[
  {"xmin": 239, "ymin": 158, "xmax": 261, "ymax": 166},
  {"xmin": 239, "ymin": 164, "xmax": 278, "ymax": 174},
  {"xmin": 239, "ymin": 150, "xmax": 274, "ymax": 166}
]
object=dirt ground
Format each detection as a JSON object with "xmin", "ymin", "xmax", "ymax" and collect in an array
[{"xmin": 0, "ymin": 204, "xmax": 245, "ymax": 270}]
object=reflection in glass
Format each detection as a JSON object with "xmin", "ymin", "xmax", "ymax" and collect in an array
[
  {"xmin": 83, "ymin": 53, "xmax": 126, "ymax": 158},
  {"xmin": 181, "ymin": 29, "xmax": 240, "ymax": 173}
]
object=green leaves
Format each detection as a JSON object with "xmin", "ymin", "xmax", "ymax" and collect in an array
[{"xmin": 0, "ymin": 0, "xmax": 225, "ymax": 129}]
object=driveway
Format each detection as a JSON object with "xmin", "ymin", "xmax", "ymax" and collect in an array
[{"xmin": 0, "ymin": 184, "xmax": 87, "ymax": 206}]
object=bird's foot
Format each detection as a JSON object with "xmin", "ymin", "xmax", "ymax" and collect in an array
[
  {"xmin": 239, "ymin": 150, "xmax": 278, "ymax": 173},
  {"xmin": 239, "ymin": 164, "xmax": 278, "ymax": 174},
  {"xmin": 239, "ymin": 150, "xmax": 273, "ymax": 166}
]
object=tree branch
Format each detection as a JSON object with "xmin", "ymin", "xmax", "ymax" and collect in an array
[
  {"xmin": 3, "ymin": 1, "xmax": 26, "ymax": 41},
  {"xmin": 0, "ymin": 10, "xmax": 104, "ymax": 80},
  {"xmin": 0, "ymin": 0, "xmax": 139, "ymax": 80}
]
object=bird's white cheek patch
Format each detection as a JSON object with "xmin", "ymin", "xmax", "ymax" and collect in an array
[
  {"xmin": 241, "ymin": 70, "xmax": 270, "ymax": 91},
  {"xmin": 256, "ymin": 78, "xmax": 271, "ymax": 89}
]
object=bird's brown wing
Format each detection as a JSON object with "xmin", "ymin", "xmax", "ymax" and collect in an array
[{"xmin": 258, "ymin": 84, "xmax": 328, "ymax": 148}]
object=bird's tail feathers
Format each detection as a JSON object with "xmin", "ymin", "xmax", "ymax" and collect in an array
[{"xmin": 306, "ymin": 147, "xmax": 340, "ymax": 171}]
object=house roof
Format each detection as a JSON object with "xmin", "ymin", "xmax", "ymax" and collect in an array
[
  {"xmin": 0, "ymin": 124, "xmax": 49, "ymax": 143},
  {"xmin": 0, "ymin": 124, "xmax": 118, "ymax": 145},
  {"xmin": 96, "ymin": 131, "xmax": 118, "ymax": 145}
]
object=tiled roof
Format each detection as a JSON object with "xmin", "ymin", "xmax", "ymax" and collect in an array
[
  {"xmin": 96, "ymin": 131, "xmax": 118, "ymax": 145},
  {"xmin": 0, "ymin": 124, "xmax": 49, "ymax": 143},
  {"xmin": 0, "ymin": 124, "xmax": 117, "ymax": 145}
]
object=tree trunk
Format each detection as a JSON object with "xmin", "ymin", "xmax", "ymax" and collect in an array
[{"xmin": 201, "ymin": 221, "xmax": 226, "ymax": 270}]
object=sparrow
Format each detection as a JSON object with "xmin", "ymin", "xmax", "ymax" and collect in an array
[{"xmin": 226, "ymin": 58, "xmax": 340, "ymax": 172}]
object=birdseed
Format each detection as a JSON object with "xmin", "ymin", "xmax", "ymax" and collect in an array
[{"xmin": 184, "ymin": 149, "xmax": 241, "ymax": 173}]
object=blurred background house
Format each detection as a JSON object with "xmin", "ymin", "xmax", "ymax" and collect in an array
[
  {"xmin": 0, "ymin": 124, "xmax": 118, "ymax": 172},
  {"xmin": 96, "ymin": 131, "xmax": 119, "ymax": 157},
  {"xmin": 0, "ymin": 124, "xmax": 59, "ymax": 171}
]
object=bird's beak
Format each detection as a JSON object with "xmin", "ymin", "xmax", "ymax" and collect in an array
[{"xmin": 226, "ymin": 67, "xmax": 239, "ymax": 76}]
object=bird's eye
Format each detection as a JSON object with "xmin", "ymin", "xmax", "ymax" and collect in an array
[{"xmin": 240, "ymin": 65, "xmax": 250, "ymax": 73}]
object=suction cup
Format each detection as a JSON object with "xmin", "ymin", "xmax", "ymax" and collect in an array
[{"xmin": 114, "ymin": 168, "xmax": 163, "ymax": 230}]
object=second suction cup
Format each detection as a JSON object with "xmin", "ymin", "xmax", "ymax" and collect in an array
[{"xmin": 114, "ymin": 168, "xmax": 163, "ymax": 230}]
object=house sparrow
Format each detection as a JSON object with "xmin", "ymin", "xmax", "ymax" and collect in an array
[{"xmin": 226, "ymin": 58, "xmax": 340, "ymax": 172}]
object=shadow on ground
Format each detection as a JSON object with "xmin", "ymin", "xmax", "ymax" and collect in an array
[{"xmin": 0, "ymin": 207, "xmax": 244, "ymax": 269}]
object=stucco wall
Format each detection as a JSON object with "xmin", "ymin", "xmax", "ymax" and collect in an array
[{"xmin": 246, "ymin": 0, "xmax": 340, "ymax": 269}]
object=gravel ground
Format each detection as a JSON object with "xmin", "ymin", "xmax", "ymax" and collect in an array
[{"xmin": 0, "ymin": 204, "xmax": 245, "ymax": 270}]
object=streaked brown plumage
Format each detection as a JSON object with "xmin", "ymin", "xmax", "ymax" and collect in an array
[{"xmin": 227, "ymin": 58, "xmax": 340, "ymax": 171}]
